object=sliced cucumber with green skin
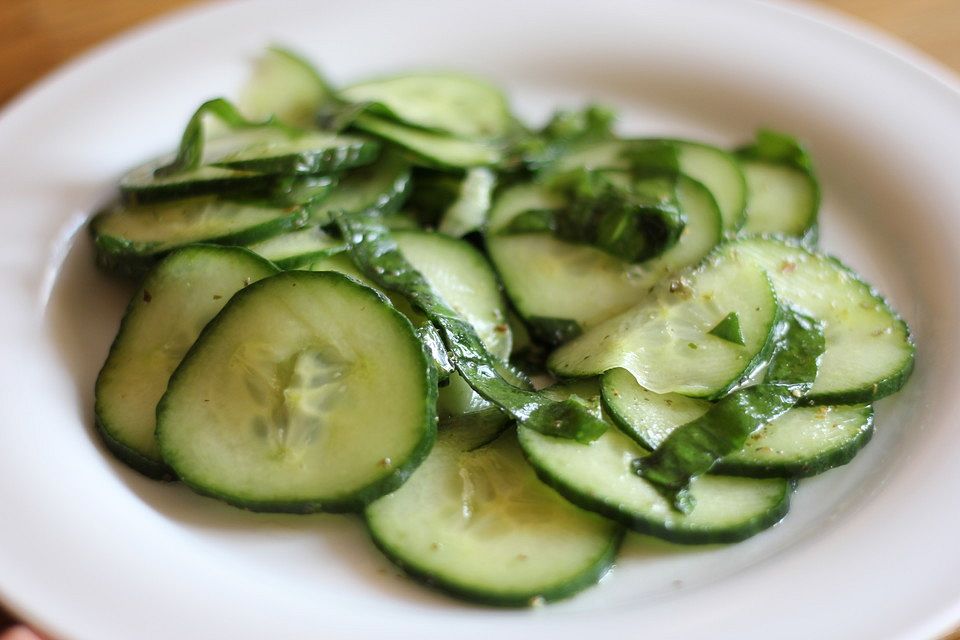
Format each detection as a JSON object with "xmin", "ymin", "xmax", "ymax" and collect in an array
[
  {"xmin": 394, "ymin": 230, "xmax": 511, "ymax": 361},
  {"xmin": 553, "ymin": 139, "xmax": 747, "ymax": 230},
  {"xmin": 602, "ymin": 369, "xmax": 874, "ymax": 477},
  {"xmin": 548, "ymin": 247, "xmax": 780, "ymax": 398},
  {"xmin": 736, "ymin": 129, "xmax": 820, "ymax": 238},
  {"xmin": 246, "ymin": 224, "xmax": 343, "ymax": 269},
  {"xmin": 307, "ymin": 152, "xmax": 411, "ymax": 224},
  {"xmin": 211, "ymin": 132, "xmax": 379, "ymax": 175},
  {"xmin": 239, "ymin": 46, "xmax": 334, "ymax": 129},
  {"xmin": 91, "ymin": 197, "xmax": 310, "ymax": 276},
  {"xmin": 724, "ymin": 237, "xmax": 914, "ymax": 403},
  {"xmin": 119, "ymin": 161, "xmax": 281, "ymax": 205},
  {"xmin": 338, "ymin": 212, "xmax": 608, "ymax": 443},
  {"xmin": 517, "ymin": 380, "xmax": 791, "ymax": 544},
  {"xmin": 519, "ymin": 424, "xmax": 791, "ymax": 544},
  {"xmin": 95, "ymin": 245, "xmax": 279, "ymax": 477},
  {"xmin": 341, "ymin": 73, "xmax": 515, "ymax": 139},
  {"xmin": 365, "ymin": 427, "xmax": 622, "ymax": 606},
  {"xmin": 302, "ymin": 232, "xmax": 513, "ymax": 382},
  {"xmin": 485, "ymin": 175, "xmax": 722, "ymax": 337},
  {"xmin": 437, "ymin": 167, "xmax": 496, "ymax": 237},
  {"xmin": 739, "ymin": 161, "xmax": 819, "ymax": 237},
  {"xmin": 157, "ymin": 270, "xmax": 437, "ymax": 512},
  {"xmin": 352, "ymin": 113, "xmax": 501, "ymax": 168}
]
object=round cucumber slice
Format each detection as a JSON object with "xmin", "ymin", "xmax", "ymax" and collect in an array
[
  {"xmin": 211, "ymin": 132, "xmax": 379, "ymax": 175},
  {"xmin": 95, "ymin": 246, "xmax": 279, "ymax": 477},
  {"xmin": 739, "ymin": 160, "xmax": 819, "ymax": 237},
  {"xmin": 548, "ymin": 247, "xmax": 780, "ymax": 398},
  {"xmin": 601, "ymin": 368, "xmax": 875, "ymax": 478},
  {"xmin": 485, "ymin": 175, "xmax": 722, "ymax": 336},
  {"xmin": 553, "ymin": 138, "xmax": 747, "ymax": 230},
  {"xmin": 518, "ymin": 421, "xmax": 791, "ymax": 544},
  {"xmin": 341, "ymin": 72, "xmax": 514, "ymax": 139},
  {"xmin": 724, "ymin": 237, "xmax": 914, "ymax": 403},
  {"xmin": 92, "ymin": 197, "xmax": 310, "ymax": 276},
  {"xmin": 365, "ymin": 427, "xmax": 622, "ymax": 606},
  {"xmin": 157, "ymin": 271, "xmax": 436, "ymax": 512}
]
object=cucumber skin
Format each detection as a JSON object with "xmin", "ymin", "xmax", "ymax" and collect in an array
[
  {"xmin": 740, "ymin": 235, "xmax": 916, "ymax": 405},
  {"xmin": 95, "ymin": 415, "xmax": 172, "ymax": 479},
  {"xmin": 213, "ymin": 138, "xmax": 380, "ymax": 175},
  {"xmin": 714, "ymin": 408, "xmax": 874, "ymax": 478},
  {"xmin": 805, "ymin": 258, "xmax": 914, "ymax": 405},
  {"xmin": 156, "ymin": 271, "xmax": 439, "ymax": 514},
  {"xmin": 91, "ymin": 203, "xmax": 309, "ymax": 278},
  {"xmin": 519, "ymin": 435, "xmax": 793, "ymax": 545},
  {"xmin": 94, "ymin": 244, "xmax": 280, "ymax": 479},
  {"xmin": 120, "ymin": 172, "xmax": 281, "ymax": 207},
  {"xmin": 365, "ymin": 518, "xmax": 623, "ymax": 607},
  {"xmin": 600, "ymin": 379, "xmax": 876, "ymax": 480}
]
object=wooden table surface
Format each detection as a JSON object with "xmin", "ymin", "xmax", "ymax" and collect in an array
[{"xmin": 0, "ymin": 0, "xmax": 958, "ymax": 637}]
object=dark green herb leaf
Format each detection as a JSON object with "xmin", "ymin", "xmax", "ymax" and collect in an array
[
  {"xmin": 337, "ymin": 212, "xmax": 608, "ymax": 443},
  {"xmin": 708, "ymin": 311, "xmax": 746, "ymax": 346},
  {"xmin": 633, "ymin": 308, "xmax": 825, "ymax": 513}
]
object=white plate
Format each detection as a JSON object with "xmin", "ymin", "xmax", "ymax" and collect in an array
[{"xmin": 0, "ymin": 0, "xmax": 957, "ymax": 638}]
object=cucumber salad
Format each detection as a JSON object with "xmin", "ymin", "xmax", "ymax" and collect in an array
[{"xmin": 91, "ymin": 47, "xmax": 914, "ymax": 606}]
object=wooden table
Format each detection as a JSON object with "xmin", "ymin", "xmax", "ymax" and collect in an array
[{"xmin": 0, "ymin": 0, "xmax": 957, "ymax": 637}]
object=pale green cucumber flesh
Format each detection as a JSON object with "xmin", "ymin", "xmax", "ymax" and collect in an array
[
  {"xmin": 548, "ymin": 247, "xmax": 779, "ymax": 398},
  {"xmin": 394, "ymin": 230, "xmax": 511, "ymax": 361},
  {"xmin": 341, "ymin": 73, "xmax": 514, "ymax": 139},
  {"xmin": 246, "ymin": 224, "xmax": 343, "ymax": 268},
  {"xmin": 601, "ymin": 368, "xmax": 874, "ymax": 477},
  {"xmin": 157, "ymin": 271, "xmax": 436, "ymax": 512},
  {"xmin": 437, "ymin": 167, "xmax": 496, "ymax": 237},
  {"xmin": 365, "ymin": 428, "xmax": 622, "ymax": 606},
  {"xmin": 211, "ymin": 132, "xmax": 379, "ymax": 175},
  {"xmin": 723, "ymin": 237, "xmax": 914, "ymax": 403},
  {"xmin": 353, "ymin": 114, "xmax": 501, "ymax": 168},
  {"xmin": 238, "ymin": 46, "xmax": 334, "ymax": 128},
  {"xmin": 518, "ymin": 423, "xmax": 791, "ymax": 544},
  {"xmin": 485, "ymin": 176, "xmax": 722, "ymax": 334},
  {"xmin": 95, "ymin": 245, "xmax": 279, "ymax": 477},
  {"xmin": 740, "ymin": 160, "xmax": 819, "ymax": 236},
  {"xmin": 92, "ymin": 197, "xmax": 309, "ymax": 275}
]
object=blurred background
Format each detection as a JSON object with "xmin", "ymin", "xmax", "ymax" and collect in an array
[
  {"xmin": 0, "ymin": 0, "xmax": 957, "ymax": 637},
  {"xmin": 1, "ymin": 0, "xmax": 959, "ymax": 108}
]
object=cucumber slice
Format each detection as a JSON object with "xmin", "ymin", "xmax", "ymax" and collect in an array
[
  {"xmin": 119, "ymin": 161, "xmax": 279, "ymax": 205},
  {"xmin": 91, "ymin": 197, "xmax": 310, "ymax": 276},
  {"xmin": 485, "ymin": 175, "xmax": 722, "ymax": 337},
  {"xmin": 95, "ymin": 246, "xmax": 279, "ymax": 477},
  {"xmin": 246, "ymin": 224, "xmax": 343, "ymax": 269},
  {"xmin": 341, "ymin": 73, "xmax": 514, "ymax": 139},
  {"xmin": 724, "ymin": 237, "xmax": 914, "ymax": 403},
  {"xmin": 518, "ymin": 422, "xmax": 791, "ymax": 544},
  {"xmin": 307, "ymin": 152, "xmax": 411, "ymax": 224},
  {"xmin": 157, "ymin": 271, "xmax": 437, "ymax": 512},
  {"xmin": 239, "ymin": 46, "xmax": 334, "ymax": 128},
  {"xmin": 394, "ymin": 230, "xmax": 511, "ymax": 361},
  {"xmin": 437, "ymin": 167, "xmax": 496, "ymax": 237},
  {"xmin": 211, "ymin": 132, "xmax": 379, "ymax": 175},
  {"xmin": 739, "ymin": 161, "xmax": 819, "ymax": 237},
  {"xmin": 365, "ymin": 427, "xmax": 622, "ymax": 606},
  {"xmin": 302, "ymin": 232, "xmax": 513, "ymax": 384},
  {"xmin": 352, "ymin": 113, "xmax": 501, "ymax": 168},
  {"xmin": 554, "ymin": 139, "xmax": 747, "ymax": 230},
  {"xmin": 601, "ymin": 368, "xmax": 874, "ymax": 478},
  {"xmin": 548, "ymin": 247, "xmax": 780, "ymax": 398}
]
